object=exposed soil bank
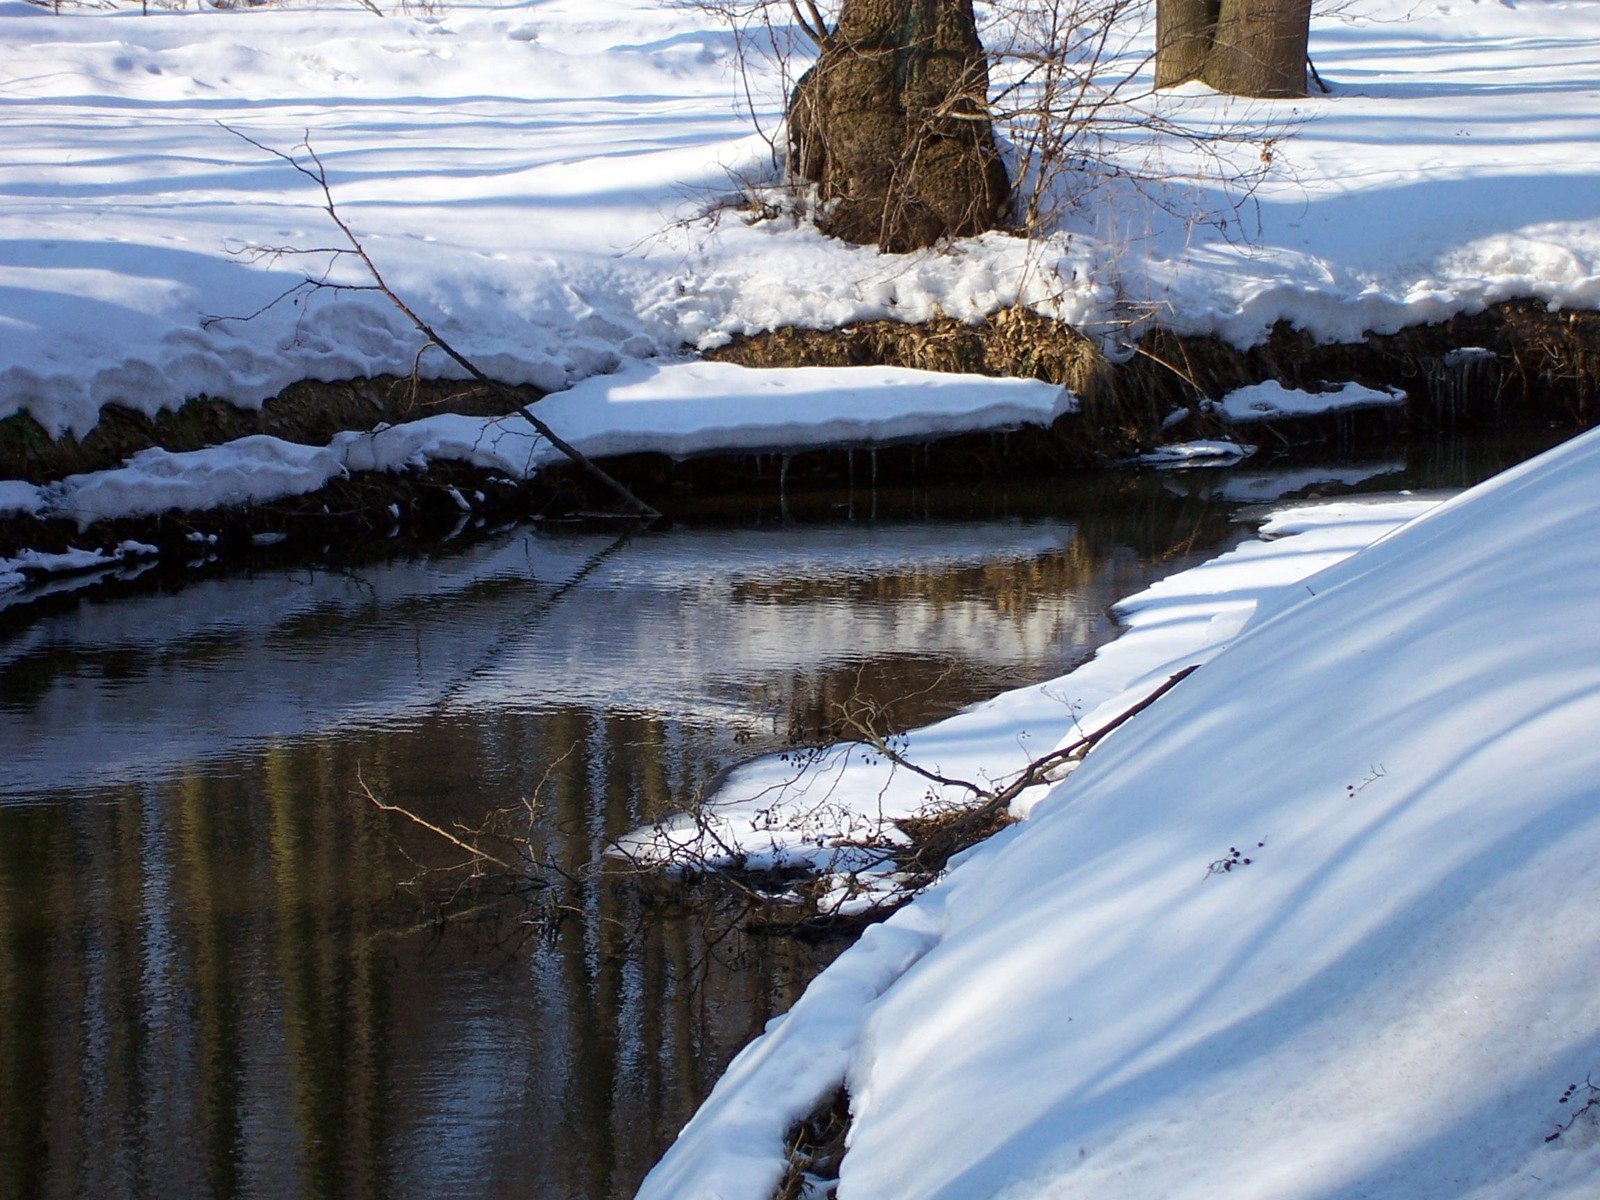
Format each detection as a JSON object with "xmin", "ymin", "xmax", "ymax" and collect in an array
[
  {"xmin": 0, "ymin": 376, "xmax": 538, "ymax": 486},
  {"xmin": 5, "ymin": 298, "xmax": 1596, "ymax": 491},
  {"xmin": 706, "ymin": 299, "xmax": 1600, "ymax": 452}
]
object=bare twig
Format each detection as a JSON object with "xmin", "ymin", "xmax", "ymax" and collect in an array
[
  {"xmin": 787, "ymin": 0, "xmax": 827, "ymax": 45},
  {"xmin": 356, "ymin": 771, "xmax": 511, "ymax": 870},
  {"xmin": 842, "ymin": 662, "xmax": 1202, "ymax": 874},
  {"xmin": 213, "ymin": 123, "xmax": 661, "ymax": 520},
  {"xmin": 1546, "ymin": 1076, "xmax": 1600, "ymax": 1143}
]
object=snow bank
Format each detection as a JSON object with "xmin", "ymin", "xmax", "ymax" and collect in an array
[
  {"xmin": 641, "ymin": 427, "xmax": 1600, "ymax": 1199},
  {"xmin": 343, "ymin": 358, "xmax": 1073, "ymax": 479},
  {"xmin": 52, "ymin": 435, "xmax": 349, "ymax": 527},
  {"xmin": 2, "ymin": 1, "xmax": 1599, "ymax": 439},
  {"xmin": 6, "ymin": 361, "xmax": 1069, "ymax": 542},
  {"xmin": 0, "ymin": 355, "xmax": 1075, "ymax": 601}
]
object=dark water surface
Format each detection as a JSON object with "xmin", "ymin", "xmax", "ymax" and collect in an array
[{"xmin": 0, "ymin": 438, "xmax": 1568, "ymax": 1200}]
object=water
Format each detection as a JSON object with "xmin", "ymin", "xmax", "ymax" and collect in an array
[{"xmin": 0, "ymin": 441, "xmax": 1570, "ymax": 1200}]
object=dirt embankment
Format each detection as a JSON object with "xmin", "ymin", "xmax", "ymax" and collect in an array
[
  {"xmin": 0, "ymin": 375, "xmax": 532, "ymax": 485},
  {"xmin": 2, "ymin": 299, "xmax": 1597, "ymax": 573}
]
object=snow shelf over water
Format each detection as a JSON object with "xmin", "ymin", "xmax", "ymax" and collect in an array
[{"xmin": 0, "ymin": 360, "xmax": 1068, "ymax": 542}]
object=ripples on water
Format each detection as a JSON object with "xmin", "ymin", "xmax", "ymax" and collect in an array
[{"xmin": 0, "ymin": 440, "xmax": 1564, "ymax": 1199}]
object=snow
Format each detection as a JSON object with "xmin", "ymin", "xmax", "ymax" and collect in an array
[
  {"xmin": 1214, "ymin": 379, "xmax": 1405, "ymax": 424},
  {"xmin": 51, "ymin": 433, "xmax": 349, "ymax": 527},
  {"xmin": 1131, "ymin": 439, "xmax": 1256, "ymax": 467},
  {"xmin": 0, "ymin": 480, "xmax": 44, "ymax": 515},
  {"xmin": 3, "ymin": 361, "xmax": 1069, "ymax": 543},
  {"xmin": 0, "ymin": 538, "xmax": 158, "ymax": 594},
  {"xmin": 500, "ymin": 359, "xmax": 1076, "ymax": 458},
  {"xmin": 1, "ymin": 0, "xmax": 1598, "ymax": 443},
  {"xmin": 640, "ymin": 426, "xmax": 1600, "ymax": 1199},
  {"xmin": 337, "ymin": 359, "xmax": 1072, "ymax": 480},
  {"xmin": 4, "ymin": 3, "xmax": 1598, "ymax": 1191}
]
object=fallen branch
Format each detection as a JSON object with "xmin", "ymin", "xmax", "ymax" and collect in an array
[
  {"xmin": 849, "ymin": 662, "xmax": 1202, "ymax": 874},
  {"xmin": 356, "ymin": 771, "xmax": 511, "ymax": 871},
  {"xmin": 612, "ymin": 662, "xmax": 1209, "ymax": 929},
  {"xmin": 215, "ymin": 124, "xmax": 661, "ymax": 520}
]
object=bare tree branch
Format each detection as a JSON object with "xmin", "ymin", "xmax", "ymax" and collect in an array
[
  {"xmin": 214, "ymin": 123, "xmax": 661, "ymax": 520},
  {"xmin": 357, "ymin": 770, "xmax": 512, "ymax": 871},
  {"xmin": 841, "ymin": 662, "xmax": 1202, "ymax": 874},
  {"xmin": 787, "ymin": 0, "xmax": 826, "ymax": 45}
]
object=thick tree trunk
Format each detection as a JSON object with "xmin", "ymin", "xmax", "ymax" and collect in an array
[
  {"xmin": 1154, "ymin": 0, "xmax": 1311, "ymax": 98},
  {"xmin": 788, "ymin": 0, "xmax": 1011, "ymax": 252},
  {"xmin": 1155, "ymin": 0, "xmax": 1220, "ymax": 88},
  {"xmin": 1201, "ymin": 0, "xmax": 1313, "ymax": 97}
]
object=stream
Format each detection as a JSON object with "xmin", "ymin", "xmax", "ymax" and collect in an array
[{"xmin": 0, "ymin": 433, "xmax": 1567, "ymax": 1200}]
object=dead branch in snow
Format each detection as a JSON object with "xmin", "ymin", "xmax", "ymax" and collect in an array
[
  {"xmin": 609, "ymin": 658, "xmax": 1207, "ymax": 937},
  {"xmin": 837, "ymin": 661, "xmax": 1201, "ymax": 875}
]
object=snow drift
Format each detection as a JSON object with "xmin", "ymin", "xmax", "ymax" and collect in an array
[{"xmin": 643, "ymin": 427, "xmax": 1600, "ymax": 1199}]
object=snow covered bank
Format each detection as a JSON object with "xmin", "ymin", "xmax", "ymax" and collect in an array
[
  {"xmin": 2, "ymin": 1, "xmax": 1599, "ymax": 442},
  {"xmin": 1, "ymin": 361, "xmax": 1066, "ymax": 537},
  {"xmin": 641, "ymin": 426, "xmax": 1600, "ymax": 1199}
]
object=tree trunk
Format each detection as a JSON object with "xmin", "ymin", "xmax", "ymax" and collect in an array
[
  {"xmin": 788, "ymin": 0, "xmax": 1011, "ymax": 252},
  {"xmin": 1155, "ymin": 0, "xmax": 1219, "ymax": 88},
  {"xmin": 1154, "ymin": 0, "xmax": 1311, "ymax": 98},
  {"xmin": 1201, "ymin": 0, "xmax": 1312, "ymax": 97}
]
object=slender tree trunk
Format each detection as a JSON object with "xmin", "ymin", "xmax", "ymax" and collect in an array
[
  {"xmin": 788, "ymin": 0, "xmax": 1011, "ymax": 252},
  {"xmin": 1154, "ymin": 0, "xmax": 1312, "ymax": 98}
]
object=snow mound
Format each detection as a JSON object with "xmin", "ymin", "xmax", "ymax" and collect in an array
[{"xmin": 642, "ymin": 426, "xmax": 1600, "ymax": 1199}]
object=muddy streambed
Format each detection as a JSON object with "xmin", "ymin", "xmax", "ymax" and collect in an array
[{"xmin": 0, "ymin": 434, "xmax": 1568, "ymax": 1200}]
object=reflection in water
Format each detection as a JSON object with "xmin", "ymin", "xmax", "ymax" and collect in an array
[
  {"xmin": 1, "ymin": 723, "xmax": 830, "ymax": 1200},
  {"xmin": 0, "ymin": 460, "xmax": 1484, "ymax": 1199}
]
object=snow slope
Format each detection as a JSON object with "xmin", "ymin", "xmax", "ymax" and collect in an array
[
  {"xmin": 2, "ymin": 0, "xmax": 1599, "ymax": 440},
  {"xmin": 641, "ymin": 427, "xmax": 1600, "ymax": 1199}
]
